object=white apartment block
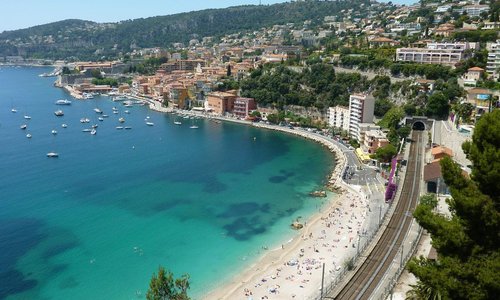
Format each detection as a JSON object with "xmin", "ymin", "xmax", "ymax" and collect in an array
[
  {"xmin": 487, "ymin": 41, "xmax": 500, "ymax": 79},
  {"xmin": 396, "ymin": 42, "xmax": 478, "ymax": 66},
  {"xmin": 463, "ymin": 5, "xmax": 490, "ymax": 17},
  {"xmin": 328, "ymin": 106, "xmax": 350, "ymax": 132},
  {"xmin": 348, "ymin": 94, "xmax": 375, "ymax": 141}
]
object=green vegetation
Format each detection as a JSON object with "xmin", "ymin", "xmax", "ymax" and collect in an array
[
  {"xmin": 91, "ymin": 78, "xmax": 118, "ymax": 87},
  {"xmin": 408, "ymin": 110, "xmax": 500, "ymax": 299},
  {"xmin": 126, "ymin": 57, "xmax": 168, "ymax": 75},
  {"xmin": 146, "ymin": 266, "xmax": 190, "ymax": 300},
  {"xmin": 371, "ymin": 144, "xmax": 398, "ymax": 163}
]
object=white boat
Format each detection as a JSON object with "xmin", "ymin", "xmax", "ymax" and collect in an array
[
  {"xmin": 190, "ymin": 125, "xmax": 199, "ymax": 129},
  {"xmin": 93, "ymin": 108, "xmax": 103, "ymax": 114},
  {"xmin": 174, "ymin": 121, "xmax": 182, "ymax": 125},
  {"xmin": 51, "ymin": 130, "xmax": 58, "ymax": 135},
  {"xmin": 62, "ymin": 124, "xmax": 68, "ymax": 128},
  {"xmin": 118, "ymin": 117, "xmax": 125, "ymax": 123},
  {"xmin": 124, "ymin": 126, "xmax": 132, "ymax": 130},
  {"xmin": 83, "ymin": 93, "xmax": 94, "ymax": 99},
  {"xmin": 54, "ymin": 110, "xmax": 64, "ymax": 116},
  {"xmin": 90, "ymin": 129, "xmax": 97, "ymax": 135},
  {"xmin": 24, "ymin": 115, "xmax": 31, "ymax": 120},
  {"xmin": 92, "ymin": 124, "xmax": 98, "ymax": 129},
  {"xmin": 113, "ymin": 111, "xmax": 119, "ymax": 114},
  {"xmin": 116, "ymin": 126, "xmax": 124, "ymax": 130},
  {"xmin": 26, "ymin": 133, "xmax": 32, "ymax": 138},
  {"xmin": 112, "ymin": 107, "xmax": 118, "ymax": 111},
  {"xmin": 98, "ymin": 117, "xmax": 104, "ymax": 121},
  {"xmin": 146, "ymin": 122, "xmax": 154, "ymax": 126},
  {"xmin": 47, "ymin": 152, "xmax": 59, "ymax": 158},
  {"xmin": 20, "ymin": 124, "xmax": 27, "ymax": 130},
  {"xmin": 55, "ymin": 99, "xmax": 71, "ymax": 105},
  {"xmin": 124, "ymin": 110, "xmax": 130, "ymax": 114},
  {"xmin": 82, "ymin": 129, "xmax": 92, "ymax": 132},
  {"xmin": 102, "ymin": 114, "xmax": 109, "ymax": 118},
  {"xmin": 11, "ymin": 108, "xmax": 17, "ymax": 113},
  {"xmin": 112, "ymin": 96, "xmax": 127, "ymax": 102}
]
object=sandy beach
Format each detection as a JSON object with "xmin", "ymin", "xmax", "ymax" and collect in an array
[{"xmin": 198, "ymin": 123, "xmax": 376, "ymax": 300}]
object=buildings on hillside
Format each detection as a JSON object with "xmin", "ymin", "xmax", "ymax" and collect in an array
[
  {"xmin": 349, "ymin": 94, "xmax": 375, "ymax": 141},
  {"xmin": 487, "ymin": 41, "xmax": 500, "ymax": 79}
]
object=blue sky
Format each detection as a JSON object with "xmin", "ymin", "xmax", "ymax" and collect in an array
[{"xmin": 0, "ymin": 0, "xmax": 416, "ymax": 32}]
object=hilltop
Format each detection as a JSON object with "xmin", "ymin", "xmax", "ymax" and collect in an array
[{"xmin": 0, "ymin": 0, "xmax": 370, "ymax": 60}]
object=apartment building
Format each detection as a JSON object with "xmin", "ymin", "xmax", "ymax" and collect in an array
[
  {"xmin": 363, "ymin": 130, "xmax": 389, "ymax": 154},
  {"xmin": 207, "ymin": 92, "xmax": 237, "ymax": 115},
  {"xmin": 487, "ymin": 41, "xmax": 500, "ymax": 79},
  {"xmin": 348, "ymin": 94, "xmax": 375, "ymax": 141},
  {"xmin": 233, "ymin": 97, "xmax": 256, "ymax": 118},
  {"xmin": 327, "ymin": 106, "xmax": 350, "ymax": 132},
  {"xmin": 396, "ymin": 42, "xmax": 477, "ymax": 66}
]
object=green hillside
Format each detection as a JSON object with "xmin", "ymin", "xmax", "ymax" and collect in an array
[{"xmin": 0, "ymin": 0, "xmax": 370, "ymax": 60}]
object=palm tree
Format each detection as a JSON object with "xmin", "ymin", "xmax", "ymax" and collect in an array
[{"xmin": 406, "ymin": 281, "xmax": 442, "ymax": 300}]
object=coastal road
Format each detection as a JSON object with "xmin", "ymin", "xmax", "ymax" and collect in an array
[{"xmin": 326, "ymin": 130, "xmax": 424, "ymax": 300}]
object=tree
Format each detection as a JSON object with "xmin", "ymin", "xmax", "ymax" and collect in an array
[
  {"xmin": 146, "ymin": 266, "xmax": 190, "ymax": 300},
  {"xmin": 374, "ymin": 98, "xmax": 394, "ymax": 118},
  {"xmin": 371, "ymin": 144, "xmax": 398, "ymax": 162},
  {"xmin": 408, "ymin": 110, "xmax": 500, "ymax": 299},
  {"xmin": 425, "ymin": 92, "xmax": 449, "ymax": 120},
  {"xmin": 453, "ymin": 102, "xmax": 474, "ymax": 124}
]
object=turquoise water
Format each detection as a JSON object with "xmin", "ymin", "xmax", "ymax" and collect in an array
[{"xmin": 0, "ymin": 66, "xmax": 334, "ymax": 299}]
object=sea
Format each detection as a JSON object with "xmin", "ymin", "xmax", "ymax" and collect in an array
[{"xmin": 0, "ymin": 66, "xmax": 334, "ymax": 300}]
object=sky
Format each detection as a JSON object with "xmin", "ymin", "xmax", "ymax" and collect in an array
[{"xmin": 0, "ymin": 0, "xmax": 416, "ymax": 33}]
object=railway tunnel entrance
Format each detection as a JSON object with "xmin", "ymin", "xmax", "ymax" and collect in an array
[{"xmin": 412, "ymin": 121, "xmax": 426, "ymax": 131}]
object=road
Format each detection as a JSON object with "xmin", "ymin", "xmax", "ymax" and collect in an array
[{"xmin": 326, "ymin": 130, "xmax": 424, "ymax": 300}]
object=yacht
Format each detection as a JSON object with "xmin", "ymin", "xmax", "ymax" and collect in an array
[
  {"xmin": 118, "ymin": 117, "xmax": 125, "ymax": 123},
  {"xmin": 55, "ymin": 99, "xmax": 71, "ymax": 105},
  {"xmin": 116, "ymin": 126, "xmax": 124, "ymax": 130},
  {"xmin": 190, "ymin": 125, "xmax": 199, "ymax": 129},
  {"xmin": 47, "ymin": 152, "xmax": 59, "ymax": 158},
  {"xmin": 24, "ymin": 115, "xmax": 31, "ymax": 120},
  {"xmin": 174, "ymin": 121, "xmax": 182, "ymax": 125},
  {"xmin": 146, "ymin": 122, "xmax": 154, "ymax": 126},
  {"xmin": 62, "ymin": 124, "xmax": 68, "ymax": 128},
  {"xmin": 98, "ymin": 117, "xmax": 104, "ymax": 121},
  {"xmin": 82, "ymin": 129, "xmax": 92, "ymax": 132},
  {"xmin": 102, "ymin": 114, "xmax": 109, "ymax": 118},
  {"xmin": 51, "ymin": 130, "xmax": 58, "ymax": 135},
  {"xmin": 112, "ymin": 95, "xmax": 127, "ymax": 102},
  {"xmin": 93, "ymin": 108, "xmax": 103, "ymax": 114},
  {"xmin": 11, "ymin": 108, "xmax": 17, "ymax": 113},
  {"xmin": 54, "ymin": 110, "xmax": 64, "ymax": 116},
  {"xmin": 20, "ymin": 124, "xmax": 27, "ymax": 130}
]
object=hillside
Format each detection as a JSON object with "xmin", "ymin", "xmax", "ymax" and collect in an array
[{"xmin": 0, "ymin": 0, "xmax": 370, "ymax": 60}]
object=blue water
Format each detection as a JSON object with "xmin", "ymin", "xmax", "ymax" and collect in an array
[{"xmin": 0, "ymin": 66, "xmax": 334, "ymax": 299}]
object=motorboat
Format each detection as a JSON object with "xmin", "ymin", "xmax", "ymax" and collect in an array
[
  {"xmin": 124, "ymin": 126, "xmax": 132, "ymax": 130},
  {"xmin": 112, "ymin": 107, "xmax": 118, "ymax": 111},
  {"xmin": 124, "ymin": 110, "xmax": 130, "ymax": 114},
  {"xmin": 62, "ymin": 124, "xmax": 68, "ymax": 128},
  {"xmin": 118, "ymin": 117, "xmax": 125, "ymax": 123},
  {"xmin": 102, "ymin": 114, "xmax": 109, "ymax": 118},
  {"xmin": 93, "ymin": 108, "xmax": 103, "ymax": 114},
  {"xmin": 146, "ymin": 122, "xmax": 154, "ymax": 126},
  {"xmin": 189, "ymin": 125, "xmax": 199, "ymax": 129},
  {"xmin": 113, "ymin": 111, "xmax": 119, "ymax": 114},
  {"xmin": 98, "ymin": 117, "xmax": 104, "ymax": 121},
  {"xmin": 112, "ymin": 96, "xmax": 127, "ymax": 102},
  {"xmin": 80, "ymin": 118, "xmax": 90, "ymax": 123},
  {"xmin": 47, "ymin": 152, "xmax": 59, "ymax": 158},
  {"xmin": 54, "ymin": 110, "xmax": 64, "ymax": 116},
  {"xmin": 26, "ymin": 133, "xmax": 32, "ymax": 138},
  {"xmin": 90, "ymin": 129, "xmax": 97, "ymax": 135},
  {"xmin": 24, "ymin": 115, "xmax": 31, "ymax": 120},
  {"xmin": 174, "ymin": 121, "xmax": 182, "ymax": 125},
  {"xmin": 20, "ymin": 124, "xmax": 27, "ymax": 130},
  {"xmin": 55, "ymin": 99, "xmax": 71, "ymax": 105},
  {"xmin": 11, "ymin": 108, "xmax": 17, "ymax": 113},
  {"xmin": 92, "ymin": 124, "xmax": 98, "ymax": 129},
  {"xmin": 82, "ymin": 129, "xmax": 92, "ymax": 132},
  {"xmin": 116, "ymin": 126, "xmax": 124, "ymax": 130},
  {"xmin": 83, "ymin": 93, "xmax": 94, "ymax": 99},
  {"xmin": 51, "ymin": 130, "xmax": 58, "ymax": 135}
]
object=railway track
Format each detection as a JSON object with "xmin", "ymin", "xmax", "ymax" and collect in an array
[{"xmin": 328, "ymin": 130, "xmax": 424, "ymax": 300}]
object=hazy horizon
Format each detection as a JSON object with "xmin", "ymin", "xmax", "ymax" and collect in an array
[{"xmin": 1, "ymin": 0, "xmax": 417, "ymax": 33}]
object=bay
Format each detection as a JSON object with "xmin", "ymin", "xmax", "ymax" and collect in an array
[{"xmin": 0, "ymin": 66, "xmax": 334, "ymax": 299}]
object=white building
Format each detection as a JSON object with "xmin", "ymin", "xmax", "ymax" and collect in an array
[
  {"xmin": 487, "ymin": 41, "xmax": 500, "ymax": 79},
  {"xmin": 396, "ymin": 42, "xmax": 478, "ymax": 66},
  {"xmin": 349, "ymin": 94, "xmax": 375, "ymax": 141},
  {"xmin": 328, "ymin": 106, "xmax": 350, "ymax": 132},
  {"xmin": 463, "ymin": 5, "xmax": 489, "ymax": 17}
]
